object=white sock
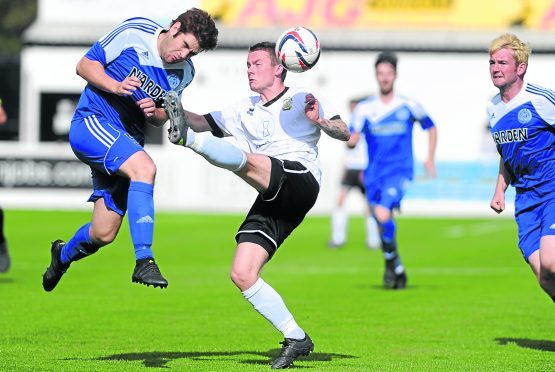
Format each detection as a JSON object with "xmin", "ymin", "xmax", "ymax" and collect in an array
[
  {"xmin": 184, "ymin": 128, "xmax": 196, "ymax": 147},
  {"xmin": 331, "ymin": 208, "xmax": 347, "ymax": 245},
  {"xmin": 187, "ymin": 131, "xmax": 247, "ymax": 172},
  {"xmin": 366, "ymin": 215, "xmax": 381, "ymax": 249},
  {"xmin": 242, "ymin": 278, "xmax": 305, "ymax": 340}
]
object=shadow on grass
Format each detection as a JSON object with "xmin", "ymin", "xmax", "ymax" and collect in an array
[
  {"xmin": 0, "ymin": 277, "xmax": 14, "ymax": 283},
  {"xmin": 81, "ymin": 349, "xmax": 356, "ymax": 368},
  {"xmin": 495, "ymin": 337, "xmax": 555, "ymax": 352},
  {"xmin": 362, "ymin": 284, "xmax": 420, "ymax": 291}
]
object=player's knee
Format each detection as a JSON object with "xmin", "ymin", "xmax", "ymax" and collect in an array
[
  {"xmin": 133, "ymin": 162, "xmax": 157, "ymax": 183},
  {"xmin": 540, "ymin": 260, "xmax": 555, "ymax": 279},
  {"xmin": 540, "ymin": 247, "xmax": 555, "ymax": 269},
  {"xmin": 230, "ymin": 267, "xmax": 256, "ymax": 290},
  {"xmin": 90, "ymin": 227, "xmax": 118, "ymax": 246}
]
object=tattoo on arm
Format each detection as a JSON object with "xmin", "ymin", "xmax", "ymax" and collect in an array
[{"xmin": 316, "ymin": 118, "xmax": 350, "ymax": 141}]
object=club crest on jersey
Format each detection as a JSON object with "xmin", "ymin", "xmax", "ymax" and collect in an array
[
  {"xmin": 167, "ymin": 74, "xmax": 181, "ymax": 90},
  {"xmin": 517, "ymin": 108, "xmax": 532, "ymax": 124},
  {"xmin": 282, "ymin": 97, "xmax": 292, "ymax": 111}
]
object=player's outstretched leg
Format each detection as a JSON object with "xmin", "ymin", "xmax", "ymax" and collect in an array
[
  {"xmin": 163, "ymin": 91, "xmax": 189, "ymax": 145},
  {"xmin": 132, "ymin": 258, "xmax": 168, "ymax": 288},
  {"xmin": 42, "ymin": 240, "xmax": 70, "ymax": 291},
  {"xmin": 272, "ymin": 334, "xmax": 315, "ymax": 369}
]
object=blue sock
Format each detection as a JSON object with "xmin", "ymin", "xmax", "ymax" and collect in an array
[
  {"xmin": 381, "ymin": 219, "xmax": 396, "ymax": 243},
  {"xmin": 380, "ymin": 219, "xmax": 398, "ymax": 261},
  {"xmin": 60, "ymin": 223, "xmax": 101, "ymax": 264},
  {"xmin": 128, "ymin": 181, "xmax": 155, "ymax": 261}
]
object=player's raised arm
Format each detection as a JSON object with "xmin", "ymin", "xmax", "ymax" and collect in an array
[
  {"xmin": 136, "ymin": 97, "xmax": 167, "ymax": 127},
  {"xmin": 183, "ymin": 110, "xmax": 213, "ymax": 132},
  {"xmin": 76, "ymin": 56, "xmax": 141, "ymax": 96},
  {"xmin": 304, "ymin": 94, "xmax": 349, "ymax": 141}
]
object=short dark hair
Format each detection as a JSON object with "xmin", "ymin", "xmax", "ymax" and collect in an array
[
  {"xmin": 375, "ymin": 51, "xmax": 398, "ymax": 70},
  {"xmin": 172, "ymin": 8, "xmax": 218, "ymax": 52},
  {"xmin": 249, "ymin": 42, "xmax": 287, "ymax": 81}
]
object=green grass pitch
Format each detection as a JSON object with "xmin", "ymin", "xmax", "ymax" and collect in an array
[{"xmin": 0, "ymin": 210, "xmax": 553, "ymax": 371}]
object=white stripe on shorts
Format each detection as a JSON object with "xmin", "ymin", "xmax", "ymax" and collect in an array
[
  {"xmin": 83, "ymin": 115, "xmax": 115, "ymax": 147},
  {"xmin": 236, "ymin": 229, "xmax": 278, "ymax": 248}
]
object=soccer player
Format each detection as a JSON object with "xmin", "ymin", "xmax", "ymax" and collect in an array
[
  {"xmin": 0, "ymin": 97, "xmax": 10, "ymax": 273},
  {"xmin": 348, "ymin": 52, "xmax": 437, "ymax": 290},
  {"xmin": 41, "ymin": 8, "xmax": 219, "ymax": 291},
  {"xmin": 328, "ymin": 96, "xmax": 380, "ymax": 250},
  {"xmin": 163, "ymin": 42, "xmax": 350, "ymax": 369},
  {"xmin": 488, "ymin": 33, "xmax": 555, "ymax": 302}
]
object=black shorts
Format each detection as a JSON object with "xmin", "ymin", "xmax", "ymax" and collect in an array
[
  {"xmin": 341, "ymin": 168, "xmax": 365, "ymax": 194},
  {"xmin": 236, "ymin": 157, "xmax": 320, "ymax": 259}
]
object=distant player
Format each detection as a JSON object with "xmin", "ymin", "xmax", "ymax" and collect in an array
[
  {"xmin": 0, "ymin": 97, "xmax": 10, "ymax": 273},
  {"xmin": 163, "ymin": 42, "xmax": 350, "ymax": 368},
  {"xmin": 349, "ymin": 52, "xmax": 437, "ymax": 290},
  {"xmin": 42, "ymin": 8, "xmax": 219, "ymax": 291},
  {"xmin": 328, "ymin": 96, "xmax": 380, "ymax": 250},
  {"xmin": 488, "ymin": 33, "xmax": 555, "ymax": 302}
]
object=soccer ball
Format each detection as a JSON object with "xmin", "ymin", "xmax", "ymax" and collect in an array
[{"xmin": 275, "ymin": 26, "xmax": 320, "ymax": 73}]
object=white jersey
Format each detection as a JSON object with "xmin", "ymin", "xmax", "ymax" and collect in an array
[{"xmin": 207, "ymin": 86, "xmax": 340, "ymax": 184}]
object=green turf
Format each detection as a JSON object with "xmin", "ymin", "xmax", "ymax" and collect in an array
[{"xmin": 0, "ymin": 210, "xmax": 553, "ymax": 371}]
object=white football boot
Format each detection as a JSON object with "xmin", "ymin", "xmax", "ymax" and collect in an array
[{"xmin": 163, "ymin": 91, "xmax": 188, "ymax": 145}]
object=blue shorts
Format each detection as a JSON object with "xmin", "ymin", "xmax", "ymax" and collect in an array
[
  {"xmin": 365, "ymin": 177, "xmax": 411, "ymax": 211},
  {"xmin": 515, "ymin": 190, "xmax": 555, "ymax": 261},
  {"xmin": 69, "ymin": 113, "xmax": 143, "ymax": 216}
]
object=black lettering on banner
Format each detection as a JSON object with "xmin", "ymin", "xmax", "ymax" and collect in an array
[{"xmin": 0, "ymin": 158, "xmax": 92, "ymax": 188}]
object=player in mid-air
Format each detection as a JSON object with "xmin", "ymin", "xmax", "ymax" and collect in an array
[
  {"xmin": 348, "ymin": 52, "xmax": 437, "ymax": 290},
  {"xmin": 488, "ymin": 33, "xmax": 555, "ymax": 302},
  {"xmin": 163, "ymin": 41, "xmax": 350, "ymax": 368},
  {"xmin": 42, "ymin": 8, "xmax": 219, "ymax": 291}
]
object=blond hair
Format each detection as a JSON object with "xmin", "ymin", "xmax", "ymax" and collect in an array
[{"xmin": 489, "ymin": 33, "xmax": 531, "ymax": 65}]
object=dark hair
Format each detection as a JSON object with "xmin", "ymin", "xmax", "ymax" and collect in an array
[
  {"xmin": 249, "ymin": 41, "xmax": 287, "ymax": 81},
  {"xmin": 172, "ymin": 8, "xmax": 218, "ymax": 52},
  {"xmin": 375, "ymin": 51, "xmax": 398, "ymax": 70}
]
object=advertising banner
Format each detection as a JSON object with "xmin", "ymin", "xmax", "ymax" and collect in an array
[{"xmin": 202, "ymin": 0, "xmax": 555, "ymax": 30}]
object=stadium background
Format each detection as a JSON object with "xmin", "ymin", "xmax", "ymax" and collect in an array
[
  {"xmin": 2, "ymin": 0, "xmax": 555, "ymax": 214},
  {"xmin": 1, "ymin": 2, "xmax": 554, "ymax": 370}
]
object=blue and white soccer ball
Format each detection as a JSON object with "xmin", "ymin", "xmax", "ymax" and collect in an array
[{"xmin": 275, "ymin": 26, "xmax": 321, "ymax": 73}]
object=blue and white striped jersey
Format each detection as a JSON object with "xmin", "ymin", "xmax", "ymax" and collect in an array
[
  {"xmin": 350, "ymin": 94, "xmax": 435, "ymax": 184},
  {"xmin": 487, "ymin": 82, "xmax": 555, "ymax": 193},
  {"xmin": 73, "ymin": 17, "xmax": 195, "ymax": 144}
]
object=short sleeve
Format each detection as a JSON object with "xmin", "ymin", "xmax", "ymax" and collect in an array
[
  {"xmin": 208, "ymin": 103, "xmax": 243, "ymax": 137},
  {"xmin": 408, "ymin": 100, "xmax": 435, "ymax": 130},
  {"xmin": 533, "ymin": 94, "xmax": 555, "ymax": 126}
]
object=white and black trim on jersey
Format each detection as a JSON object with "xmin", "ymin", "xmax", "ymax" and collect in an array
[{"xmin": 205, "ymin": 86, "xmax": 341, "ymax": 185}]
